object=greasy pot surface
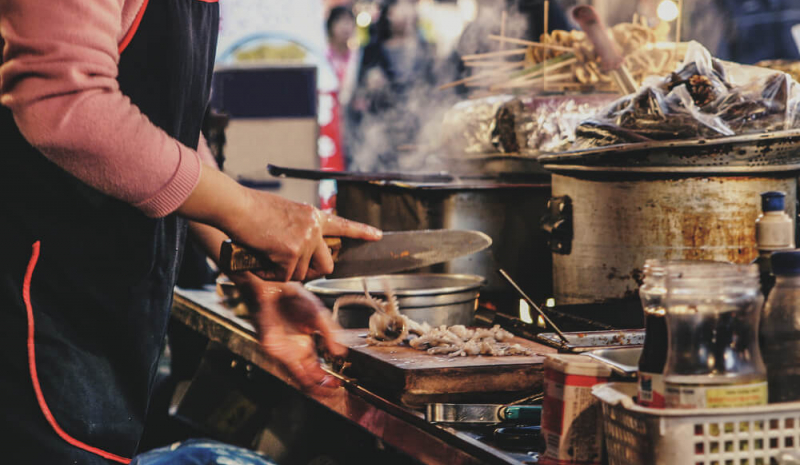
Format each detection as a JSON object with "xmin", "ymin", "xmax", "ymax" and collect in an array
[{"xmin": 550, "ymin": 173, "xmax": 798, "ymax": 304}]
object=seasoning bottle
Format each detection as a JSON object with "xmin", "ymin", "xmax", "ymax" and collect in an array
[
  {"xmin": 761, "ymin": 250, "xmax": 800, "ymax": 403},
  {"xmin": 663, "ymin": 262, "xmax": 767, "ymax": 408},
  {"xmin": 637, "ymin": 259, "xmax": 668, "ymax": 408},
  {"xmin": 754, "ymin": 191, "xmax": 795, "ymax": 296}
]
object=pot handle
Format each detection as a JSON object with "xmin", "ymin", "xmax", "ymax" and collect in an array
[{"xmin": 540, "ymin": 196, "xmax": 573, "ymax": 255}]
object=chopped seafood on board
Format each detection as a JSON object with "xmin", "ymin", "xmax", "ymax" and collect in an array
[{"xmin": 332, "ymin": 279, "xmax": 535, "ymax": 357}]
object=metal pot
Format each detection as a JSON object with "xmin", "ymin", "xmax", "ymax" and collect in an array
[
  {"xmin": 539, "ymin": 167, "xmax": 798, "ymax": 305},
  {"xmin": 305, "ymin": 274, "xmax": 485, "ymax": 328},
  {"xmin": 335, "ymin": 180, "xmax": 553, "ymax": 301}
]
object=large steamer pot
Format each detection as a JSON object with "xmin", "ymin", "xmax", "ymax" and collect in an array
[
  {"xmin": 335, "ymin": 180, "xmax": 553, "ymax": 301},
  {"xmin": 542, "ymin": 168, "xmax": 798, "ymax": 305},
  {"xmin": 305, "ymin": 274, "xmax": 485, "ymax": 328}
]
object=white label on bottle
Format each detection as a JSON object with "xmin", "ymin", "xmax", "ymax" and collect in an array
[
  {"xmin": 638, "ymin": 372, "xmax": 665, "ymax": 408},
  {"xmin": 665, "ymin": 382, "xmax": 767, "ymax": 409}
]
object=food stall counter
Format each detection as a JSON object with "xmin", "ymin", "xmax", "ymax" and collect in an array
[{"xmin": 171, "ymin": 287, "xmax": 543, "ymax": 465}]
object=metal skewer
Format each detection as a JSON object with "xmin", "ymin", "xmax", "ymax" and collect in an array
[{"xmin": 497, "ymin": 269, "xmax": 570, "ymax": 344}]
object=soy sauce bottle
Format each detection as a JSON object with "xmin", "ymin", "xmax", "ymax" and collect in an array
[
  {"xmin": 761, "ymin": 250, "xmax": 800, "ymax": 403},
  {"xmin": 637, "ymin": 260, "xmax": 668, "ymax": 408}
]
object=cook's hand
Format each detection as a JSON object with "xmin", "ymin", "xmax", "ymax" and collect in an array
[
  {"xmin": 236, "ymin": 276, "xmax": 347, "ymax": 395},
  {"xmin": 233, "ymin": 190, "xmax": 381, "ymax": 281},
  {"xmin": 178, "ymin": 167, "xmax": 382, "ymax": 282}
]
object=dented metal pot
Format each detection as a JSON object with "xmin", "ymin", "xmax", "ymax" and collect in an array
[{"xmin": 540, "ymin": 167, "xmax": 798, "ymax": 305}]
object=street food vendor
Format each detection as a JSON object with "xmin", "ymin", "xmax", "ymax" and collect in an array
[{"xmin": 0, "ymin": 0, "xmax": 382, "ymax": 463}]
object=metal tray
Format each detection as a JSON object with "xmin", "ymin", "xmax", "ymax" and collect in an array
[
  {"xmin": 537, "ymin": 129, "xmax": 800, "ymax": 174},
  {"xmin": 536, "ymin": 329, "xmax": 644, "ymax": 353},
  {"xmin": 585, "ymin": 347, "xmax": 642, "ymax": 377}
]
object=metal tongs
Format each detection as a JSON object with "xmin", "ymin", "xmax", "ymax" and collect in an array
[{"xmin": 497, "ymin": 269, "xmax": 570, "ymax": 345}]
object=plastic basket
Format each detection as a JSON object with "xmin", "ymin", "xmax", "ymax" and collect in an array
[{"xmin": 592, "ymin": 382, "xmax": 800, "ymax": 465}]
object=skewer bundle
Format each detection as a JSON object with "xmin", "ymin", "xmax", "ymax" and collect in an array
[{"xmin": 443, "ymin": 16, "xmax": 686, "ymax": 94}]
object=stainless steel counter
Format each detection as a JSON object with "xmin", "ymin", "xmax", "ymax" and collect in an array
[{"xmin": 171, "ymin": 287, "xmax": 539, "ymax": 465}]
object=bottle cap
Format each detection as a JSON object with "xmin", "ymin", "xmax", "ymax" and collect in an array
[
  {"xmin": 770, "ymin": 250, "xmax": 800, "ymax": 276},
  {"xmin": 761, "ymin": 191, "xmax": 786, "ymax": 213}
]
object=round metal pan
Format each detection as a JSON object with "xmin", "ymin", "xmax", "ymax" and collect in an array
[
  {"xmin": 306, "ymin": 274, "xmax": 485, "ymax": 308},
  {"xmin": 306, "ymin": 274, "xmax": 485, "ymax": 328}
]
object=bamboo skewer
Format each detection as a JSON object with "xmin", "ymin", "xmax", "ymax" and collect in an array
[
  {"xmin": 438, "ymin": 62, "xmax": 523, "ymax": 90},
  {"xmin": 499, "ymin": 10, "xmax": 508, "ymax": 51},
  {"xmin": 461, "ymin": 48, "xmax": 528, "ymax": 61},
  {"xmin": 465, "ymin": 60, "xmax": 525, "ymax": 68},
  {"xmin": 493, "ymin": 71, "xmax": 573, "ymax": 90},
  {"xmin": 543, "ymin": 0, "xmax": 549, "ymax": 91},
  {"xmin": 452, "ymin": 10, "xmax": 682, "ymax": 93},
  {"xmin": 530, "ymin": 57, "xmax": 577, "ymax": 75},
  {"xmin": 490, "ymin": 54, "xmax": 577, "ymax": 90},
  {"xmin": 498, "ymin": 73, "xmax": 573, "ymax": 90},
  {"xmin": 507, "ymin": 53, "xmax": 575, "ymax": 79},
  {"xmin": 487, "ymin": 34, "xmax": 574, "ymax": 52}
]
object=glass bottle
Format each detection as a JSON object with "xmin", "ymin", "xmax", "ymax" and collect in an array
[
  {"xmin": 761, "ymin": 250, "xmax": 800, "ymax": 403},
  {"xmin": 638, "ymin": 259, "xmax": 668, "ymax": 408},
  {"xmin": 663, "ymin": 262, "xmax": 767, "ymax": 409}
]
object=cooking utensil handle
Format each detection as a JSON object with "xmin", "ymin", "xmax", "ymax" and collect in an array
[
  {"xmin": 500, "ymin": 405, "xmax": 542, "ymax": 424},
  {"xmin": 220, "ymin": 238, "xmax": 342, "ymax": 273},
  {"xmin": 497, "ymin": 269, "xmax": 571, "ymax": 345},
  {"xmin": 267, "ymin": 165, "xmax": 329, "ymax": 180},
  {"xmin": 267, "ymin": 164, "xmax": 455, "ymax": 184}
]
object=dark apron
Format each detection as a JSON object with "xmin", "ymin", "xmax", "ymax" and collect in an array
[{"xmin": 0, "ymin": 0, "xmax": 218, "ymax": 462}]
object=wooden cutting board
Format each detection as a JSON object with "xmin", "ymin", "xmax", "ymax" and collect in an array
[{"xmin": 338, "ymin": 329, "xmax": 559, "ymax": 407}]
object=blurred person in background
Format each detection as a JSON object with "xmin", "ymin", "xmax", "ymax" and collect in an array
[
  {"xmin": 347, "ymin": 0, "xmax": 437, "ymax": 171},
  {"xmin": 326, "ymin": 5, "xmax": 360, "ymax": 171},
  {"xmin": 326, "ymin": 6, "xmax": 359, "ymax": 105},
  {"xmin": 451, "ymin": 0, "xmax": 570, "ymax": 95}
]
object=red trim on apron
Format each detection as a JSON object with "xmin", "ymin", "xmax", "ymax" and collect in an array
[
  {"xmin": 195, "ymin": 0, "xmax": 219, "ymax": 3},
  {"xmin": 118, "ymin": 0, "xmax": 151, "ymax": 54},
  {"xmin": 23, "ymin": 242, "xmax": 132, "ymax": 464}
]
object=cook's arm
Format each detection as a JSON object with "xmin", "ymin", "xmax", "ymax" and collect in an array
[
  {"xmin": 0, "ymin": 0, "xmax": 204, "ymax": 218},
  {"xmin": 0, "ymin": 0, "xmax": 380, "ymax": 281}
]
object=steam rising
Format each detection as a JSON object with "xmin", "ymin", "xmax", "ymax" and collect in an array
[{"xmin": 348, "ymin": 2, "xmax": 528, "ymax": 172}]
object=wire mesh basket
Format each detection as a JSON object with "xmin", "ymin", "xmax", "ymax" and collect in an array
[{"xmin": 593, "ymin": 382, "xmax": 800, "ymax": 465}]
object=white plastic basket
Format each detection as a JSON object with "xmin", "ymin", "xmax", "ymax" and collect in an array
[{"xmin": 593, "ymin": 382, "xmax": 800, "ymax": 465}]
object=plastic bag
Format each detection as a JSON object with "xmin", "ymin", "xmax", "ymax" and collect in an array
[
  {"xmin": 440, "ymin": 95, "xmax": 526, "ymax": 154},
  {"xmin": 440, "ymin": 94, "xmax": 615, "ymax": 155},
  {"xmin": 575, "ymin": 42, "xmax": 800, "ymax": 148}
]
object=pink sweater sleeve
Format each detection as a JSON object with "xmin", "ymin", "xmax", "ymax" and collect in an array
[
  {"xmin": 197, "ymin": 133, "xmax": 219, "ymax": 168},
  {"xmin": 0, "ymin": 0, "xmax": 205, "ymax": 218}
]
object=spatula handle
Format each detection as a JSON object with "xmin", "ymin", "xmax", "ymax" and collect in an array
[{"xmin": 220, "ymin": 237, "xmax": 342, "ymax": 273}]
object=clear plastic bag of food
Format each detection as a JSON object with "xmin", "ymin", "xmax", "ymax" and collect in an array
[
  {"xmin": 440, "ymin": 95, "xmax": 523, "ymax": 154},
  {"xmin": 440, "ymin": 94, "xmax": 615, "ymax": 155},
  {"xmin": 575, "ymin": 42, "xmax": 800, "ymax": 148}
]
